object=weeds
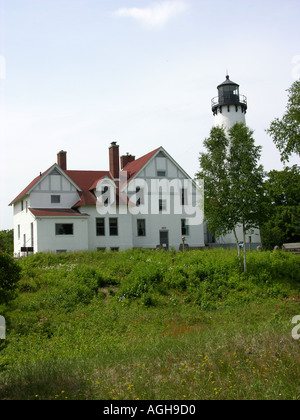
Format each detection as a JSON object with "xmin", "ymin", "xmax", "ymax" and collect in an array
[{"xmin": 0, "ymin": 248, "xmax": 299, "ymax": 400}]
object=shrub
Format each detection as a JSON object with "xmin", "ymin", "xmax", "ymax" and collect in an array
[
  {"xmin": 119, "ymin": 262, "xmax": 165, "ymax": 300},
  {"xmin": 66, "ymin": 265, "xmax": 98, "ymax": 293},
  {"xmin": 0, "ymin": 252, "xmax": 21, "ymax": 304}
]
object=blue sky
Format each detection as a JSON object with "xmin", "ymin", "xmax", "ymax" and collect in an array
[{"xmin": 0, "ymin": 0, "xmax": 300, "ymax": 229}]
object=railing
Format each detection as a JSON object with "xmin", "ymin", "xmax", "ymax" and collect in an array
[{"xmin": 211, "ymin": 94, "xmax": 247, "ymax": 108}]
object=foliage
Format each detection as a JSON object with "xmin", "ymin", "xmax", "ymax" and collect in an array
[
  {"xmin": 196, "ymin": 123, "xmax": 266, "ymax": 271},
  {"xmin": 0, "ymin": 251, "xmax": 21, "ymax": 304},
  {"xmin": 266, "ymin": 79, "xmax": 300, "ymax": 162},
  {"xmin": 196, "ymin": 126, "xmax": 234, "ymax": 237},
  {"xmin": 0, "ymin": 248, "xmax": 299, "ymax": 400},
  {"xmin": 0, "ymin": 230, "xmax": 13, "ymax": 255},
  {"xmin": 260, "ymin": 165, "xmax": 300, "ymax": 249},
  {"xmin": 228, "ymin": 123, "xmax": 266, "ymax": 232}
]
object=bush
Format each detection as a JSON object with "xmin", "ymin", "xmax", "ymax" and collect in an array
[
  {"xmin": 0, "ymin": 252, "xmax": 21, "ymax": 304},
  {"xmin": 0, "ymin": 230, "xmax": 13, "ymax": 255}
]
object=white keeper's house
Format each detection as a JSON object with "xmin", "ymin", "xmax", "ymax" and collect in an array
[
  {"xmin": 9, "ymin": 75, "xmax": 262, "ymax": 256},
  {"xmin": 9, "ymin": 143, "xmax": 205, "ymax": 256}
]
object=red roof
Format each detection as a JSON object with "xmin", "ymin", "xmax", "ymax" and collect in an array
[
  {"xmin": 29, "ymin": 208, "xmax": 89, "ymax": 217},
  {"xmin": 64, "ymin": 170, "xmax": 111, "ymax": 206},
  {"xmin": 9, "ymin": 167, "xmax": 51, "ymax": 206},
  {"xmin": 10, "ymin": 147, "xmax": 161, "ymax": 208},
  {"xmin": 120, "ymin": 147, "xmax": 160, "ymax": 184}
]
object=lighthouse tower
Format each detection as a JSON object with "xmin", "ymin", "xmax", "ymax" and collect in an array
[
  {"xmin": 206, "ymin": 75, "xmax": 262, "ymax": 249},
  {"xmin": 211, "ymin": 75, "xmax": 247, "ymax": 130}
]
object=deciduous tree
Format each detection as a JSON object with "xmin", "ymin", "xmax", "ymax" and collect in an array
[
  {"xmin": 197, "ymin": 123, "xmax": 266, "ymax": 271},
  {"xmin": 266, "ymin": 79, "xmax": 300, "ymax": 162}
]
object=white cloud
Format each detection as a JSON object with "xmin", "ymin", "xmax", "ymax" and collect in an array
[{"xmin": 114, "ymin": 1, "xmax": 188, "ymax": 28}]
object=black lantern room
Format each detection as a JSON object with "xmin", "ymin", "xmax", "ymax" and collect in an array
[{"xmin": 212, "ymin": 75, "xmax": 247, "ymax": 115}]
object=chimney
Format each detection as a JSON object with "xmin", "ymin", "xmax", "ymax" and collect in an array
[
  {"xmin": 109, "ymin": 142, "xmax": 120, "ymax": 180},
  {"xmin": 57, "ymin": 150, "xmax": 67, "ymax": 170},
  {"xmin": 120, "ymin": 153, "xmax": 135, "ymax": 169}
]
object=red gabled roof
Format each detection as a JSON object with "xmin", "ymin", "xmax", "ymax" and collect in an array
[
  {"xmin": 64, "ymin": 170, "xmax": 111, "ymax": 207},
  {"xmin": 29, "ymin": 208, "xmax": 89, "ymax": 217},
  {"xmin": 9, "ymin": 147, "xmax": 161, "ymax": 208},
  {"xmin": 120, "ymin": 147, "xmax": 160, "ymax": 184},
  {"xmin": 9, "ymin": 167, "xmax": 51, "ymax": 206}
]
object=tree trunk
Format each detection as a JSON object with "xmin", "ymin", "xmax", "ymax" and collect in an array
[
  {"xmin": 243, "ymin": 223, "xmax": 247, "ymax": 272},
  {"xmin": 233, "ymin": 228, "xmax": 241, "ymax": 265}
]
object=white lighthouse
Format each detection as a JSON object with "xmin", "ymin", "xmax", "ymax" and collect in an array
[
  {"xmin": 212, "ymin": 75, "xmax": 247, "ymax": 130},
  {"xmin": 206, "ymin": 75, "xmax": 262, "ymax": 249}
]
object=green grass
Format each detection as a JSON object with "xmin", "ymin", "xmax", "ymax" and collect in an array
[{"xmin": 0, "ymin": 248, "xmax": 299, "ymax": 400}]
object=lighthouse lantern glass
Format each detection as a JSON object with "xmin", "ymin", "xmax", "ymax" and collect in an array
[{"xmin": 218, "ymin": 84, "xmax": 240, "ymax": 105}]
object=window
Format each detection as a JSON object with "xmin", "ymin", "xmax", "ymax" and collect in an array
[
  {"xmin": 157, "ymin": 171, "xmax": 166, "ymax": 177},
  {"xmin": 181, "ymin": 188, "xmax": 188, "ymax": 205},
  {"xmin": 181, "ymin": 219, "xmax": 189, "ymax": 236},
  {"xmin": 17, "ymin": 224, "xmax": 20, "ymax": 240},
  {"xmin": 136, "ymin": 186, "xmax": 144, "ymax": 207},
  {"xmin": 56, "ymin": 249, "xmax": 67, "ymax": 254},
  {"xmin": 101, "ymin": 186, "xmax": 109, "ymax": 206},
  {"xmin": 110, "ymin": 247, "xmax": 119, "ymax": 252},
  {"xmin": 55, "ymin": 223, "xmax": 73, "ymax": 235},
  {"xmin": 109, "ymin": 218, "xmax": 118, "ymax": 236},
  {"xmin": 26, "ymin": 201, "xmax": 28, "ymax": 213},
  {"xmin": 21, "ymin": 200, "xmax": 24, "ymax": 211},
  {"xmin": 137, "ymin": 219, "xmax": 146, "ymax": 237},
  {"xmin": 159, "ymin": 199, "xmax": 167, "ymax": 212},
  {"xmin": 51, "ymin": 195, "xmax": 61, "ymax": 204},
  {"xmin": 96, "ymin": 218, "xmax": 105, "ymax": 236},
  {"xmin": 97, "ymin": 247, "xmax": 106, "ymax": 252}
]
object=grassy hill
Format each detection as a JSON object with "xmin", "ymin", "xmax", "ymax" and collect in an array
[{"xmin": 0, "ymin": 248, "xmax": 299, "ymax": 400}]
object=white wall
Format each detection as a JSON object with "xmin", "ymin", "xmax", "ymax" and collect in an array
[
  {"xmin": 215, "ymin": 225, "xmax": 261, "ymax": 246},
  {"xmin": 79, "ymin": 205, "xmax": 134, "ymax": 251},
  {"xmin": 13, "ymin": 201, "xmax": 36, "ymax": 256},
  {"xmin": 35, "ymin": 217, "xmax": 89, "ymax": 253},
  {"xmin": 214, "ymin": 105, "xmax": 246, "ymax": 130},
  {"xmin": 131, "ymin": 214, "xmax": 204, "ymax": 250}
]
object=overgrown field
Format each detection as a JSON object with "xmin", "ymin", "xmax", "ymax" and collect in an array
[{"xmin": 0, "ymin": 248, "xmax": 299, "ymax": 400}]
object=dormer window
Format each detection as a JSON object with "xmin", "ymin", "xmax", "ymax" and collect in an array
[{"xmin": 101, "ymin": 186, "xmax": 109, "ymax": 206}]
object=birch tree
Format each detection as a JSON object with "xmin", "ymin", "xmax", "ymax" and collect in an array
[
  {"xmin": 266, "ymin": 79, "xmax": 300, "ymax": 163},
  {"xmin": 197, "ymin": 123, "xmax": 266, "ymax": 271},
  {"xmin": 227, "ymin": 123, "xmax": 266, "ymax": 271}
]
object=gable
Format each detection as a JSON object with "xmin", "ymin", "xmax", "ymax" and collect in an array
[
  {"xmin": 127, "ymin": 147, "xmax": 191, "ymax": 181},
  {"xmin": 32, "ymin": 171, "xmax": 77, "ymax": 193},
  {"xmin": 9, "ymin": 164, "xmax": 81, "ymax": 206}
]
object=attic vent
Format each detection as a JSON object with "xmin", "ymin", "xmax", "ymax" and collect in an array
[
  {"xmin": 156, "ymin": 151, "xmax": 165, "ymax": 157},
  {"xmin": 50, "ymin": 168, "xmax": 61, "ymax": 176}
]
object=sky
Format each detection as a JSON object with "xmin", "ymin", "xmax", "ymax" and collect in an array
[{"xmin": 0, "ymin": 0, "xmax": 299, "ymax": 230}]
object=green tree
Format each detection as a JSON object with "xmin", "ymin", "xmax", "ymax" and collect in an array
[
  {"xmin": 228, "ymin": 123, "xmax": 266, "ymax": 271},
  {"xmin": 266, "ymin": 79, "xmax": 300, "ymax": 162},
  {"xmin": 0, "ymin": 252, "xmax": 21, "ymax": 304},
  {"xmin": 0, "ymin": 229, "xmax": 14, "ymax": 255},
  {"xmin": 196, "ymin": 126, "xmax": 237, "ymax": 245},
  {"xmin": 260, "ymin": 165, "xmax": 300, "ymax": 249},
  {"xmin": 196, "ymin": 123, "xmax": 266, "ymax": 271}
]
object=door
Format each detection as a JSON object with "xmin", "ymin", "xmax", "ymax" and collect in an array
[{"xmin": 159, "ymin": 230, "xmax": 169, "ymax": 249}]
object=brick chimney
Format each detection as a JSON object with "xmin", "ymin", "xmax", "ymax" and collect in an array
[
  {"xmin": 109, "ymin": 142, "xmax": 120, "ymax": 180},
  {"xmin": 57, "ymin": 150, "xmax": 67, "ymax": 170},
  {"xmin": 120, "ymin": 153, "xmax": 135, "ymax": 169}
]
